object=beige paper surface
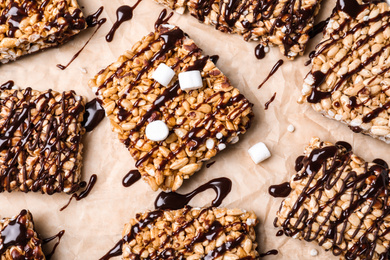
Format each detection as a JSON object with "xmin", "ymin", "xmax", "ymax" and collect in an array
[{"xmin": 1, "ymin": 0, "xmax": 389, "ymax": 259}]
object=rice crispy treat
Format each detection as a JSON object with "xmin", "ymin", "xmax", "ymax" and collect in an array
[
  {"xmin": 89, "ymin": 24, "xmax": 253, "ymax": 191},
  {"xmin": 0, "ymin": 85, "xmax": 86, "ymax": 194},
  {"xmin": 0, "ymin": 0, "xmax": 87, "ymax": 64},
  {"xmin": 150, "ymin": 0, "xmax": 322, "ymax": 59},
  {"xmin": 121, "ymin": 206, "xmax": 259, "ymax": 259},
  {"xmin": 0, "ymin": 210, "xmax": 45, "ymax": 260},
  {"xmin": 300, "ymin": 0, "xmax": 390, "ymax": 143},
  {"xmin": 274, "ymin": 137, "xmax": 390, "ymax": 259}
]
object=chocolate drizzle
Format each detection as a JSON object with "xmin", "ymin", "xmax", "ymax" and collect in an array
[
  {"xmin": 278, "ymin": 141, "xmax": 390, "ymax": 259},
  {"xmin": 268, "ymin": 182, "xmax": 291, "ymax": 198},
  {"xmin": 60, "ymin": 174, "xmax": 97, "ymax": 211},
  {"xmin": 154, "ymin": 9, "xmax": 174, "ymax": 30},
  {"xmin": 308, "ymin": 18, "xmax": 329, "ymax": 39},
  {"xmin": 42, "ymin": 230, "xmax": 65, "ymax": 260},
  {"xmin": 122, "ymin": 169, "xmax": 141, "ymax": 187},
  {"xmin": 255, "ymin": 44, "xmax": 266, "ymax": 59},
  {"xmin": 106, "ymin": 1, "xmax": 142, "ymax": 42},
  {"xmin": 258, "ymin": 60, "xmax": 284, "ymax": 89},
  {"xmin": 0, "ymin": 80, "xmax": 14, "ymax": 90},
  {"xmin": 155, "ymin": 177, "xmax": 232, "ymax": 210},
  {"xmin": 82, "ymin": 98, "xmax": 105, "ymax": 132},
  {"xmin": 259, "ymin": 249, "xmax": 278, "ymax": 257},
  {"xmin": 264, "ymin": 92, "xmax": 276, "ymax": 110},
  {"xmin": 57, "ymin": 7, "xmax": 106, "ymax": 70}
]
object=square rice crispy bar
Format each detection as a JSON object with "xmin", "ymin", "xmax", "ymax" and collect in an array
[
  {"xmin": 121, "ymin": 207, "xmax": 259, "ymax": 259},
  {"xmin": 0, "ymin": 210, "xmax": 45, "ymax": 260},
  {"xmin": 149, "ymin": 0, "xmax": 322, "ymax": 59},
  {"xmin": 0, "ymin": 0, "xmax": 87, "ymax": 64},
  {"xmin": 0, "ymin": 86, "xmax": 86, "ymax": 194},
  {"xmin": 300, "ymin": 0, "xmax": 390, "ymax": 143},
  {"xmin": 89, "ymin": 24, "xmax": 253, "ymax": 191},
  {"xmin": 274, "ymin": 137, "xmax": 390, "ymax": 259}
]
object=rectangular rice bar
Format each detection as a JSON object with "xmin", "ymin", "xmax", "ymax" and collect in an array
[
  {"xmin": 300, "ymin": 0, "xmax": 390, "ymax": 143},
  {"xmin": 0, "ymin": 0, "xmax": 87, "ymax": 64},
  {"xmin": 121, "ymin": 207, "xmax": 259, "ymax": 259},
  {"xmin": 0, "ymin": 86, "xmax": 86, "ymax": 194},
  {"xmin": 89, "ymin": 24, "xmax": 253, "ymax": 191},
  {"xmin": 151, "ymin": 0, "xmax": 322, "ymax": 59},
  {"xmin": 0, "ymin": 210, "xmax": 45, "ymax": 260},
  {"xmin": 274, "ymin": 137, "xmax": 390, "ymax": 259}
]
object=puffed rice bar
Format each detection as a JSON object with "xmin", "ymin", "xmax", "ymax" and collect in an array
[
  {"xmin": 0, "ymin": 86, "xmax": 86, "ymax": 194},
  {"xmin": 0, "ymin": 210, "xmax": 45, "ymax": 260},
  {"xmin": 150, "ymin": 0, "xmax": 322, "ymax": 59},
  {"xmin": 0, "ymin": 0, "xmax": 86, "ymax": 64},
  {"xmin": 89, "ymin": 24, "xmax": 253, "ymax": 191},
  {"xmin": 300, "ymin": 0, "xmax": 390, "ymax": 143},
  {"xmin": 121, "ymin": 206, "xmax": 259, "ymax": 259},
  {"xmin": 274, "ymin": 137, "xmax": 390, "ymax": 259}
]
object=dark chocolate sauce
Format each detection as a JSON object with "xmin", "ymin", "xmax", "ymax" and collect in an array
[
  {"xmin": 276, "ymin": 230, "xmax": 284, "ymax": 236},
  {"xmin": 206, "ymin": 161, "xmax": 216, "ymax": 168},
  {"xmin": 99, "ymin": 239, "xmax": 123, "ymax": 260},
  {"xmin": 154, "ymin": 8, "xmax": 174, "ymax": 30},
  {"xmin": 42, "ymin": 230, "xmax": 65, "ymax": 260},
  {"xmin": 258, "ymin": 59, "xmax": 284, "ymax": 89},
  {"xmin": 278, "ymin": 141, "xmax": 390, "ymax": 259},
  {"xmin": 264, "ymin": 92, "xmax": 276, "ymax": 110},
  {"xmin": 122, "ymin": 169, "xmax": 141, "ymax": 187},
  {"xmin": 269, "ymin": 182, "xmax": 291, "ymax": 198},
  {"xmin": 210, "ymin": 55, "xmax": 219, "ymax": 64},
  {"xmin": 57, "ymin": 7, "xmax": 106, "ymax": 70},
  {"xmin": 0, "ymin": 210, "xmax": 29, "ymax": 255},
  {"xmin": 255, "ymin": 44, "xmax": 266, "ymax": 59},
  {"xmin": 106, "ymin": 0, "xmax": 142, "ymax": 42},
  {"xmin": 60, "ymin": 174, "xmax": 97, "ymax": 211},
  {"xmin": 154, "ymin": 177, "xmax": 232, "ymax": 210},
  {"xmin": 308, "ymin": 18, "xmax": 329, "ymax": 39},
  {"xmin": 0, "ymin": 80, "xmax": 14, "ymax": 90},
  {"xmin": 260, "ymin": 249, "xmax": 278, "ymax": 257},
  {"xmin": 82, "ymin": 98, "xmax": 105, "ymax": 132},
  {"xmin": 336, "ymin": 0, "xmax": 368, "ymax": 18}
]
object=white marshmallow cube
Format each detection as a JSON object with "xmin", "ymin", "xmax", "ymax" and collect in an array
[
  {"xmin": 178, "ymin": 70, "xmax": 203, "ymax": 91},
  {"xmin": 248, "ymin": 142, "xmax": 271, "ymax": 164},
  {"xmin": 152, "ymin": 63, "xmax": 175, "ymax": 87},
  {"xmin": 145, "ymin": 120, "xmax": 169, "ymax": 141}
]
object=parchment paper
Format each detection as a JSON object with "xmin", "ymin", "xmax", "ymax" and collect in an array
[{"xmin": 1, "ymin": 0, "xmax": 389, "ymax": 259}]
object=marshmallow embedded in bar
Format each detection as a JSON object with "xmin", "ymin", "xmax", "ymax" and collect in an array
[
  {"xmin": 178, "ymin": 70, "xmax": 203, "ymax": 91},
  {"xmin": 145, "ymin": 120, "xmax": 170, "ymax": 141},
  {"xmin": 248, "ymin": 142, "xmax": 271, "ymax": 164},
  {"xmin": 152, "ymin": 63, "xmax": 175, "ymax": 86}
]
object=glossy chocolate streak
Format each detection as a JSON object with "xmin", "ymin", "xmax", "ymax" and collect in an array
[
  {"xmin": 210, "ymin": 55, "xmax": 219, "ymax": 64},
  {"xmin": 280, "ymin": 142, "xmax": 390, "ymax": 259},
  {"xmin": 308, "ymin": 18, "xmax": 329, "ymax": 39},
  {"xmin": 268, "ymin": 182, "xmax": 291, "ymax": 198},
  {"xmin": 154, "ymin": 177, "xmax": 232, "ymax": 210},
  {"xmin": 206, "ymin": 161, "xmax": 216, "ymax": 168},
  {"xmin": 57, "ymin": 7, "xmax": 106, "ymax": 70},
  {"xmin": 99, "ymin": 239, "xmax": 123, "ymax": 260},
  {"xmin": 258, "ymin": 60, "xmax": 284, "ymax": 89},
  {"xmin": 259, "ymin": 249, "xmax": 278, "ymax": 257},
  {"xmin": 60, "ymin": 174, "xmax": 97, "ymax": 211},
  {"xmin": 0, "ymin": 89, "xmax": 84, "ymax": 194},
  {"xmin": 154, "ymin": 8, "xmax": 174, "ymax": 30},
  {"xmin": 0, "ymin": 80, "xmax": 14, "ymax": 90},
  {"xmin": 106, "ymin": 0, "xmax": 142, "ymax": 42},
  {"xmin": 0, "ymin": 210, "xmax": 29, "ymax": 255},
  {"xmin": 122, "ymin": 169, "xmax": 141, "ymax": 187},
  {"xmin": 255, "ymin": 44, "xmax": 266, "ymax": 59},
  {"xmin": 192, "ymin": 0, "xmax": 321, "ymax": 56},
  {"xmin": 82, "ymin": 98, "xmax": 105, "ymax": 132},
  {"xmin": 43, "ymin": 230, "xmax": 65, "ymax": 260},
  {"xmin": 264, "ymin": 92, "xmax": 276, "ymax": 110}
]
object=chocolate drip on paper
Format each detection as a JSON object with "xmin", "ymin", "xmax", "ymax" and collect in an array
[
  {"xmin": 42, "ymin": 230, "xmax": 65, "ymax": 260},
  {"xmin": 82, "ymin": 98, "xmax": 105, "ymax": 132},
  {"xmin": 122, "ymin": 169, "xmax": 141, "ymax": 187},
  {"xmin": 60, "ymin": 174, "xmax": 97, "ymax": 211},
  {"xmin": 258, "ymin": 59, "xmax": 284, "ymax": 89}
]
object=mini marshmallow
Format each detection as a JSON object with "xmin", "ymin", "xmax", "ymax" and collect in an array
[
  {"xmin": 178, "ymin": 70, "xmax": 203, "ymax": 91},
  {"xmin": 218, "ymin": 143, "xmax": 226, "ymax": 151},
  {"xmin": 248, "ymin": 142, "xmax": 271, "ymax": 164},
  {"xmin": 152, "ymin": 63, "xmax": 175, "ymax": 87},
  {"xmin": 145, "ymin": 120, "xmax": 169, "ymax": 141},
  {"xmin": 310, "ymin": 249, "xmax": 318, "ymax": 256},
  {"xmin": 216, "ymin": 132, "xmax": 223, "ymax": 139},
  {"xmin": 230, "ymin": 136, "xmax": 239, "ymax": 144},
  {"xmin": 206, "ymin": 139, "xmax": 215, "ymax": 149},
  {"xmin": 287, "ymin": 124, "xmax": 295, "ymax": 133}
]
